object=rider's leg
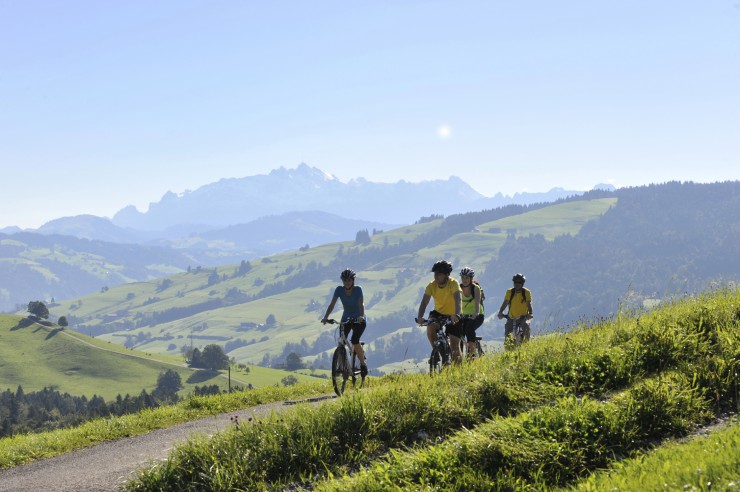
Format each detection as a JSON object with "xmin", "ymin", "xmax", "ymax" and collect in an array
[
  {"xmin": 523, "ymin": 319, "xmax": 532, "ymax": 342},
  {"xmin": 352, "ymin": 342, "xmax": 366, "ymax": 365},
  {"xmin": 426, "ymin": 323, "xmax": 438, "ymax": 346}
]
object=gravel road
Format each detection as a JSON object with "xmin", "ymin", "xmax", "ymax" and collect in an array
[{"xmin": 0, "ymin": 395, "xmax": 335, "ymax": 492}]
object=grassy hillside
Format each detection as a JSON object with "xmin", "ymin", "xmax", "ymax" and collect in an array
[
  {"xmin": 0, "ymin": 315, "xmax": 323, "ymax": 400},
  {"xmin": 123, "ymin": 287, "xmax": 739, "ymax": 490},
  {"xmin": 46, "ymin": 197, "xmax": 617, "ymax": 372}
]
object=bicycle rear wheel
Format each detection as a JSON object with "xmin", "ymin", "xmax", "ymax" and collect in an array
[
  {"xmin": 332, "ymin": 347, "xmax": 349, "ymax": 396},
  {"xmin": 475, "ymin": 339, "xmax": 485, "ymax": 357}
]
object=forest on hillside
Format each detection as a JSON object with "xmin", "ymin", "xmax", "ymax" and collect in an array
[{"xmin": 478, "ymin": 181, "xmax": 740, "ymax": 332}]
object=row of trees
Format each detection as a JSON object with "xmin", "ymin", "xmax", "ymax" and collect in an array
[{"xmin": 0, "ymin": 370, "xmax": 185, "ymax": 438}]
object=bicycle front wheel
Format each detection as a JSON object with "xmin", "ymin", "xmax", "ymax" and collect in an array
[
  {"xmin": 429, "ymin": 346, "xmax": 443, "ymax": 375},
  {"xmin": 351, "ymin": 352, "xmax": 365, "ymax": 388},
  {"xmin": 332, "ymin": 348, "xmax": 349, "ymax": 396}
]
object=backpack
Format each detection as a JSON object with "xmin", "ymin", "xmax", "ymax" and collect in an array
[
  {"xmin": 464, "ymin": 280, "xmax": 485, "ymax": 305},
  {"xmin": 507, "ymin": 287, "xmax": 529, "ymax": 305}
]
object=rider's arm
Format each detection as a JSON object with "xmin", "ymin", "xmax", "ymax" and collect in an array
[
  {"xmin": 322, "ymin": 296, "xmax": 338, "ymax": 322},
  {"xmin": 453, "ymin": 290, "xmax": 462, "ymax": 322},
  {"xmin": 417, "ymin": 294, "xmax": 431, "ymax": 323},
  {"xmin": 526, "ymin": 298, "xmax": 533, "ymax": 319},
  {"xmin": 497, "ymin": 296, "xmax": 509, "ymax": 318}
]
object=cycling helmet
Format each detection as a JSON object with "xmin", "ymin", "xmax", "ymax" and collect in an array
[
  {"xmin": 459, "ymin": 267, "xmax": 475, "ymax": 278},
  {"xmin": 340, "ymin": 268, "xmax": 356, "ymax": 280},
  {"xmin": 431, "ymin": 260, "xmax": 453, "ymax": 275},
  {"xmin": 512, "ymin": 273, "xmax": 526, "ymax": 284}
]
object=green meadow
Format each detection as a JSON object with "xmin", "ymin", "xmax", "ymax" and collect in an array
[
  {"xmin": 47, "ymin": 198, "xmax": 617, "ymax": 372},
  {"xmin": 0, "ymin": 315, "xmax": 324, "ymax": 400}
]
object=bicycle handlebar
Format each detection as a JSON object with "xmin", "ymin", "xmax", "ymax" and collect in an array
[{"xmin": 322, "ymin": 318, "xmax": 362, "ymax": 325}]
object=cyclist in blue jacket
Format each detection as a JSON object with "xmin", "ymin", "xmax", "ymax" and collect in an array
[{"xmin": 322, "ymin": 268, "xmax": 368, "ymax": 377}]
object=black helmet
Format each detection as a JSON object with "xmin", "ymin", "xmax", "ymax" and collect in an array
[
  {"xmin": 431, "ymin": 260, "xmax": 453, "ymax": 275},
  {"xmin": 459, "ymin": 267, "xmax": 475, "ymax": 278},
  {"xmin": 340, "ymin": 268, "xmax": 356, "ymax": 280},
  {"xmin": 512, "ymin": 273, "xmax": 526, "ymax": 284}
]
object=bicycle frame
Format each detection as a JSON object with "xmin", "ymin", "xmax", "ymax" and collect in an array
[
  {"xmin": 504, "ymin": 314, "xmax": 528, "ymax": 349},
  {"xmin": 325, "ymin": 318, "xmax": 364, "ymax": 395},
  {"xmin": 459, "ymin": 314, "xmax": 485, "ymax": 359},
  {"xmin": 419, "ymin": 315, "xmax": 453, "ymax": 374}
]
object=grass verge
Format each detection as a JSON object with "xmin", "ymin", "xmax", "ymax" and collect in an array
[
  {"xmin": 0, "ymin": 381, "xmax": 329, "ymax": 469},
  {"xmin": 125, "ymin": 288, "xmax": 739, "ymax": 491}
]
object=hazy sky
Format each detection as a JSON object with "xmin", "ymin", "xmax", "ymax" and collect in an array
[{"xmin": 2, "ymin": 1, "xmax": 739, "ymax": 229}]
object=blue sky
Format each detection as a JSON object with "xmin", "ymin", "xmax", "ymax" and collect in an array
[{"xmin": 1, "ymin": 1, "xmax": 738, "ymax": 229}]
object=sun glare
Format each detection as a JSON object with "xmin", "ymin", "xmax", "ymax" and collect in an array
[{"xmin": 437, "ymin": 125, "xmax": 451, "ymax": 139}]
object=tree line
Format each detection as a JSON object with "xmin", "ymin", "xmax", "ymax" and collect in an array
[{"xmin": 0, "ymin": 369, "xmax": 196, "ymax": 438}]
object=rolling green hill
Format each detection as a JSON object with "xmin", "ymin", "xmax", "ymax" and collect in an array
[
  {"xmin": 0, "ymin": 315, "xmax": 325, "ymax": 399},
  {"xmin": 43, "ymin": 196, "xmax": 617, "ymax": 373}
]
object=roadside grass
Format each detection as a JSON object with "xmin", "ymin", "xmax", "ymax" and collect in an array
[
  {"xmin": 125, "ymin": 288, "xmax": 739, "ymax": 491},
  {"xmin": 0, "ymin": 380, "xmax": 329, "ymax": 470},
  {"xmin": 563, "ymin": 418, "xmax": 739, "ymax": 492}
]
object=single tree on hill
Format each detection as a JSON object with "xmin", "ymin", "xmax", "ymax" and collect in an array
[
  {"xmin": 153, "ymin": 369, "xmax": 183, "ymax": 403},
  {"xmin": 200, "ymin": 344, "xmax": 230, "ymax": 371},
  {"xmin": 285, "ymin": 352, "xmax": 305, "ymax": 371},
  {"xmin": 57, "ymin": 316, "xmax": 68, "ymax": 328},
  {"xmin": 26, "ymin": 301, "xmax": 49, "ymax": 320}
]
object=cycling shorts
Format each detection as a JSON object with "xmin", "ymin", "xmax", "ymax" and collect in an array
[
  {"xmin": 342, "ymin": 319, "xmax": 366, "ymax": 345},
  {"xmin": 462, "ymin": 314, "xmax": 484, "ymax": 341}
]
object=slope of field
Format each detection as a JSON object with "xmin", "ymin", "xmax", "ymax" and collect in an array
[{"xmin": 0, "ymin": 315, "xmax": 323, "ymax": 399}]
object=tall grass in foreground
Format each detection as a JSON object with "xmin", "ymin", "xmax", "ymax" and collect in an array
[
  {"xmin": 127, "ymin": 288, "xmax": 739, "ymax": 491},
  {"xmin": 0, "ymin": 381, "xmax": 328, "ymax": 469},
  {"xmin": 564, "ymin": 418, "xmax": 739, "ymax": 491}
]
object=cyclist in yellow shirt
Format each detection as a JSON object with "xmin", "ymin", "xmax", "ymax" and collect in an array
[
  {"xmin": 416, "ymin": 260, "xmax": 463, "ymax": 363},
  {"xmin": 497, "ymin": 273, "xmax": 533, "ymax": 343}
]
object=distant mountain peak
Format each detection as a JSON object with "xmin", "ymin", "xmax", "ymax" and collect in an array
[
  {"xmin": 269, "ymin": 162, "xmax": 338, "ymax": 182},
  {"xmin": 109, "ymin": 163, "xmax": 588, "ymax": 231}
]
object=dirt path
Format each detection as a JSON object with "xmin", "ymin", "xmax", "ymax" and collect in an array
[{"xmin": 0, "ymin": 395, "xmax": 335, "ymax": 492}]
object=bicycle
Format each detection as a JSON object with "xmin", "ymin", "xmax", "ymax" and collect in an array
[
  {"xmin": 324, "ymin": 318, "xmax": 365, "ymax": 396},
  {"xmin": 504, "ymin": 314, "xmax": 529, "ymax": 349},
  {"xmin": 417, "ymin": 316, "xmax": 453, "ymax": 375},
  {"xmin": 459, "ymin": 314, "xmax": 485, "ymax": 359}
]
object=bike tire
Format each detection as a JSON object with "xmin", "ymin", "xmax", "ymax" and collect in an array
[
  {"xmin": 442, "ymin": 340, "xmax": 452, "ymax": 367},
  {"xmin": 514, "ymin": 322, "xmax": 523, "ymax": 346},
  {"xmin": 351, "ymin": 352, "xmax": 365, "ymax": 388},
  {"xmin": 331, "ymin": 347, "xmax": 349, "ymax": 396},
  {"xmin": 476, "ymin": 340, "xmax": 485, "ymax": 357},
  {"xmin": 429, "ymin": 346, "xmax": 443, "ymax": 375}
]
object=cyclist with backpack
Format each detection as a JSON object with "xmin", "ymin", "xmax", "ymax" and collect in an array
[
  {"xmin": 416, "ymin": 260, "xmax": 463, "ymax": 364},
  {"xmin": 459, "ymin": 267, "xmax": 485, "ymax": 357},
  {"xmin": 497, "ymin": 273, "xmax": 533, "ymax": 343},
  {"xmin": 321, "ymin": 268, "xmax": 368, "ymax": 377}
]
